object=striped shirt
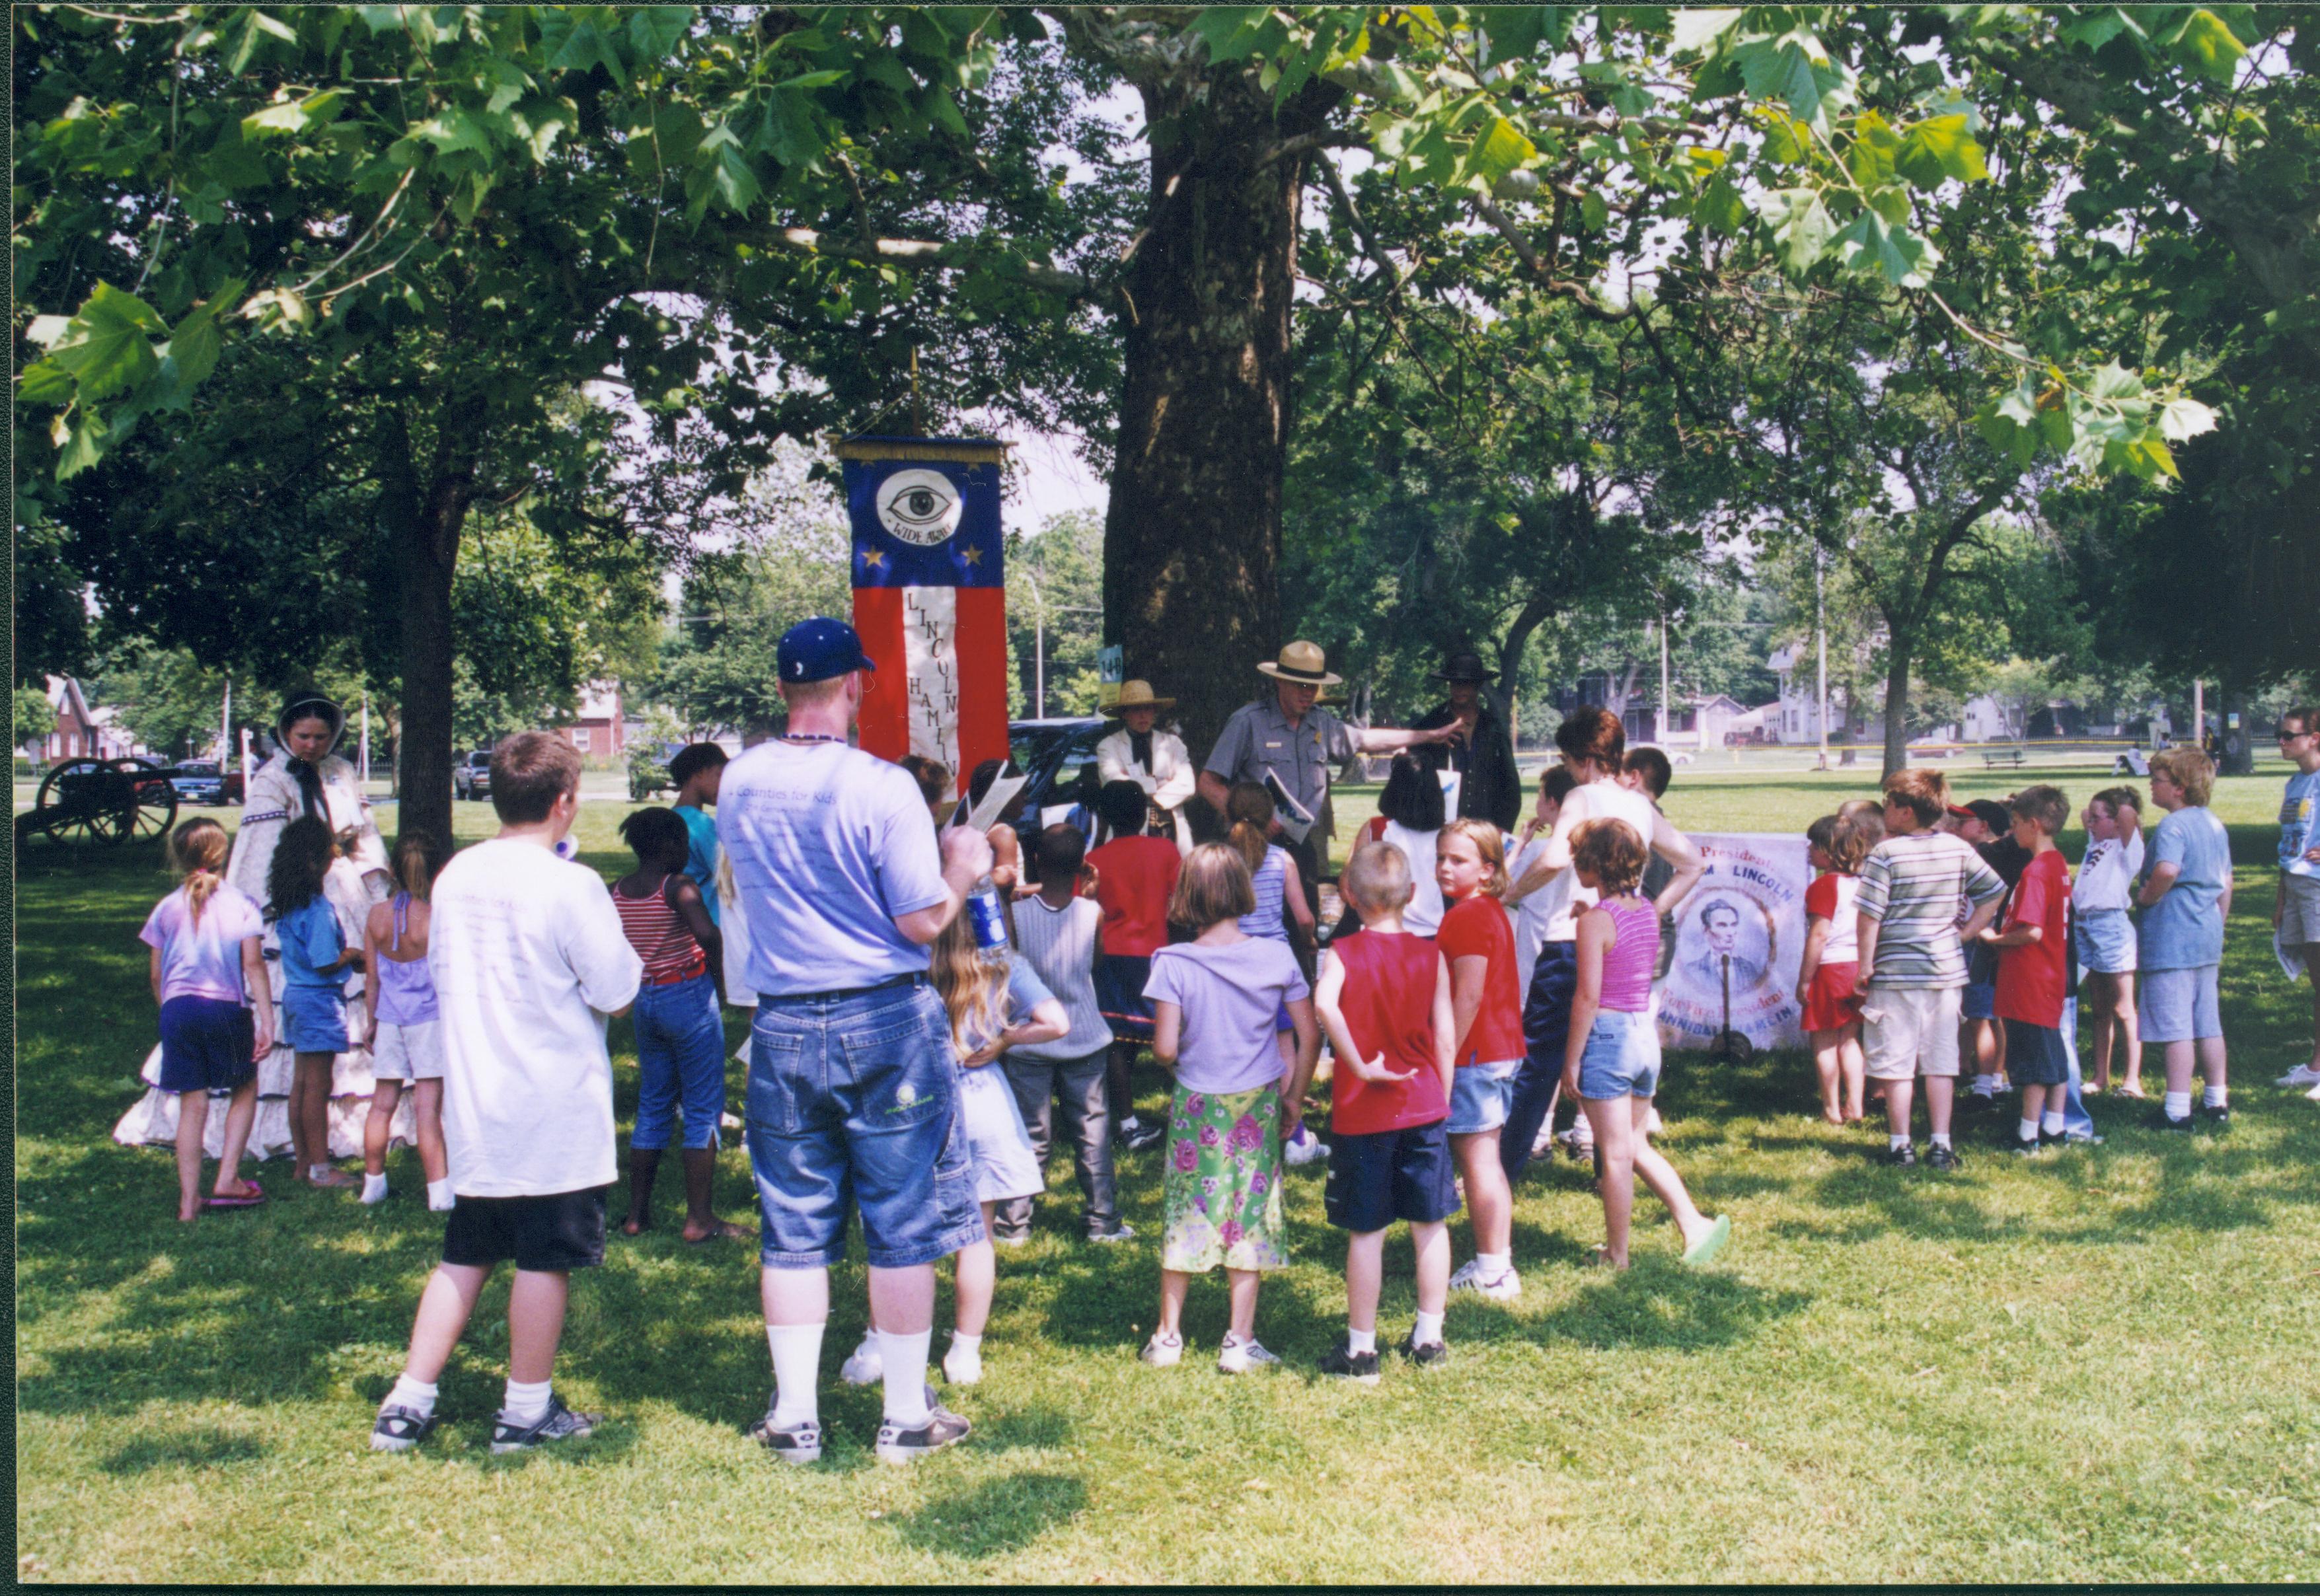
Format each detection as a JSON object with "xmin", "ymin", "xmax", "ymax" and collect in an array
[
  {"xmin": 1009, "ymin": 894, "xmax": 1112, "ymax": 1060},
  {"xmin": 611, "ymin": 878, "xmax": 706, "ymax": 983},
  {"xmin": 1240, "ymin": 846, "xmax": 1291, "ymax": 941},
  {"xmin": 1855, "ymin": 831, "xmax": 2005, "ymax": 989}
]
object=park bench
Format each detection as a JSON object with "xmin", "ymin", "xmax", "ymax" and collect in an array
[{"xmin": 1981, "ymin": 746, "xmax": 2027, "ymax": 769}]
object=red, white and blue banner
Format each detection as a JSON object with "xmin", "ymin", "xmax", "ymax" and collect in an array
[{"xmin": 839, "ymin": 437, "xmax": 1009, "ymax": 792}]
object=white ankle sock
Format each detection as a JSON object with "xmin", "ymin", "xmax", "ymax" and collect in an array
[
  {"xmin": 1346, "ymin": 1326, "xmax": 1376, "ymax": 1356},
  {"xmin": 387, "ymin": 1373, "xmax": 437, "ymax": 1416},
  {"xmin": 501, "ymin": 1377, "xmax": 551, "ymax": 1426},
  {"xmin": 1890, "ymin": 1134, "xmax": 1911, "ymax": 1151},
  {"xmin": 2041, "ymin": 1110, "xmax": 2065, "ymax": 1135},
  {"xmin": 361, "ymin": 1172, "xmax": 390, "ymax": 1204},
  {"xmin": 2202, "ymin": 1085, "xmax": 2227, "ymax": 1108},
  {"xmin": 766, "ymin": 1323, "xmax": 825, "ymax": 1427},
  {"xmin": 426, "ymin": 1179, "xmax": 455, "ymax": 1211},
  {"xmin": 878, "ymin": 1329, "xmax": 932, "ymax": 1426},
  {"xmin": 1412, "ymin": 1310, "xmax": 1444, "ymax": 1345},
  {"xmin": 1478, "ymin": 1252, "xmax": 1511, "ymax": 1277},
  {"xmin": 309, "ymin": 1163, "xmax": 335, "ymax": 1181},
  {"xmin": 1929, "ymin": 1133, "xmax": 1952, "ymax": 1150},
  {"xmin": 2017, "ymin": 1118, "xmax": 2039, "ymax": 1143},
  {"xmin": 949, "ymin": 1330, "xmax": 982, "ymax": 1354},
  {"xmin": 2164, "ymin": 1090, "xmax": 2192, "ymax": 1118}
]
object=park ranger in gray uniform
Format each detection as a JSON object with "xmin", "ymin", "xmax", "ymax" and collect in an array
[{"xmin": 1197, "ymin": 640, "xmax": 1458, "ymax": 917}]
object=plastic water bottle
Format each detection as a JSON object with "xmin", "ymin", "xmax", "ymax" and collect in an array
[
  {"xmin": 965, "ymin": 875, "xmax": 1010, "ymax": 966},
  {"xmin": 552, "ymin": 836, "xmax": 580, "ymax": 861}
]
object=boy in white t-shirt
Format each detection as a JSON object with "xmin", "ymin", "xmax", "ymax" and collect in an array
[{"xmin": 371, "ymin": 733, "xmax": 644, "ymax": 1456}]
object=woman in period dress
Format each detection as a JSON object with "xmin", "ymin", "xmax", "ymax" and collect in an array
[{"xmin": 1094, "ymin": 679, "xmax": 1197, "ymax": 854}]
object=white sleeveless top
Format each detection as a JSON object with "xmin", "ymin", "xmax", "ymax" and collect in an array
[{"xmin": 1542, "ymin": 780, "xmax": 1662, "ymax": 943}]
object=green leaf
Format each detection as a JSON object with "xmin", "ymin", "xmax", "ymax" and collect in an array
[
  {"xmin": 626, "ymin": 5, "xmax": 695, "ymax": 63},
  {"xmin": 1670, "ymin": 7, "xmax": 1742, "ymax": 53},
  {"xmin": 1694, "ymin": 171, "xmax": 1747, "ymax": 235},
  {"xmin": 1579, "ymin": 189, "xmax": 1610, "ymax": 231},
  {"xmin": 1894, "ymin": 112, "xmax": 1988, "ymax": 188},
  {"xmin": 1191, "ymin": 7, "xmax": 1271, "ymax": 65},
  {"xmin": 1754, "ymin": 187, "xmax": 1834, "ymax": 274},
  {"xmin": 2169, "ymin": 9, "xmax": 2245, "ymax": 84},
  {"xmin": 17, "ymin": 358, "xmax": 75, "ymax": 407},
  {"xmin": 2157, "ymin": 396, "xmax": 2218, "ymax": 442},
  {"xmin": 418, "ymin": 105, "xmax": 497, "ymax": 157},
  {"xmin": 1732, "ymin": 32, "xmax": 1854, "ymax": 133},
  {"xmin": 45, "ymin": 282, "xmax": 168, "ymax": 403},
  {"xmin": 56, "ymin": 412, "xmax": 108, "ymax": 480},
  {"xmin": 243, "ymin": 90, "xmax": 344, "ymax": 139},
  {"xmin": 1468, "ymin": 116, "xmax": 1536, "ymax": 188},
  {"xmin": 1845, "ymin": 109, "xmax": 1901, "ymax": 190},
  {"xmin": 2085, "ymin": 359, "xmax": 2144, "ymax": 401},
  {"xmin": 1831, "ymin": 209, "xmax": 1939, "ymax": 287},
  {"xmin": 156, "ymin": 305, "xmax": 223, "ymax": 404},
  {"xmin": 1974, "ymin": 394, "xmax": 2038, "ymax": 468},
  {"xmin": 773, "ymin": 69, "xmax": 849, "ymax": 90}
]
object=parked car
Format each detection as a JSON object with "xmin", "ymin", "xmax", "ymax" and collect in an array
[
  {"xmin": 167, "ymin": 762, "xmax": 225, "ymax": 805},
  {"xmin": 1008, "ymin": 717, "xmax": 1109, "ymax": 826},
  {"xmin": 454, "ymin": 749, "xmax": 494, "ymax": 801}
]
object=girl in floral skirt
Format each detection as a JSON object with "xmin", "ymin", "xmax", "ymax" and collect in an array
[{"xmin": 1139, "ymin": 844, "xmax": 1320, "ymax": 1374}]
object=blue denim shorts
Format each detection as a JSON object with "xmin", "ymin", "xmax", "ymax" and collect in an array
[
  {"xmin": 1445, "ymin": 1057, "xmax": 1520, "ymax": 1134},
  {"xmin": 632, "ymin": 970, "xmax": 728, "ymax": 1151},
  {"xmin": 2074, "ymin": 908, "xmax": 2136, "ymax": 975},
  {"xmin": 2002, "ymin": 1019, "xmax": 2070, "ymax": 1085},
  {"xmin": 1577, "ymin": 1008, "xmax": 1662, "ymax": 1101},
  {"xmin": 1961, "ymin": 980, "xmax": 1997, "ymax": 1021},
  {"xmin": 281, "ymin": 984, "xmax": 348, "ymax": 1054},
  {"xmin": 745, "ymin": 982, "xmax": 985, "ymax": 1270}
]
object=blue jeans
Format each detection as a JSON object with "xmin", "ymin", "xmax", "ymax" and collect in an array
[
  {"xmin": 1503, "ymin": 939, "xmax": 1577, "ymax": 1181},
  {"xmin": 631, "ymin": 970, "xmax": 728, "ymax": 1152},
  {"xmin": 1578, "ymin": 1008, "xmax": 1663, "ymax": 1100},
  {"xmin": 745, "ymin": 982, "xmax": 985, "ymax": 1270}
]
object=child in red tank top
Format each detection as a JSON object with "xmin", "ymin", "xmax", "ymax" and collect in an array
[{"xmin": 1310, "ymin": 841, "xmax": 1458, "ymax": 1381}]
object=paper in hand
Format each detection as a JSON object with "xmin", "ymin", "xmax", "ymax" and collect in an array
[
  {"xmin": 1263, "ymin": 770, "xmax": 1316, "ymax": 844},
  {"xmin": 948, "ymin": 770, "xmax": 1029, "ymax": 835}
]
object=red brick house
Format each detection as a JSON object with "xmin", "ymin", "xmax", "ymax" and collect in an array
[
  {"xmin": 556, "ymin": 682, "xmax": 626, "ymax": 761},
  {"xmin": 35, "ymin": 676, "xmax": 141, "ymax": 760}
]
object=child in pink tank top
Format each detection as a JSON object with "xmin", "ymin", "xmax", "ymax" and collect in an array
[{"xmin": 1563, "ymin": 819, "xmax": 1731, "ymax": 1270}]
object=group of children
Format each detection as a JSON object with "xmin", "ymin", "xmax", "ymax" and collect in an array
[
  {"xmin": 1790, "ymin": 750, "xmax": 2238, "ymax": 1165},
  {"xmin": 133, "ymin": 723, "xmax": 2258, "ymax": 1450}
]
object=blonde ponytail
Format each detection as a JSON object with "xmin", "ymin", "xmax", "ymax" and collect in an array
[
  {"xmin": 167, "ymin": 818, "xmax": 231, "ymax": 927},
  {"xmin": 1224, "ymin": 781, "xmax": 1273, "ymax": 873}
]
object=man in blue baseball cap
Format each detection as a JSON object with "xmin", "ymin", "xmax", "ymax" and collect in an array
[{"xmin": 717, "ymin": 616, "xmax": 994, "ymax": 1467}]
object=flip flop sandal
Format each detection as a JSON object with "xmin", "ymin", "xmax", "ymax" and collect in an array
[
  {"xmin": 1680, "ymin": 1214, "xmax": 1733, "ymax": 1267},
  {"xmin": 205, "ymin": 1183, "xmax": 266, "ymax": 1209},
  {"xmin": 685, "ymin": 1221, "xmax": 755, "ymax": 1245}
]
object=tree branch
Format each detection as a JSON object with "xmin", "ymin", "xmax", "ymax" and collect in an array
[{"xmin": 748, "ymin": 225, "xmax": 1102, "ymax": 300}]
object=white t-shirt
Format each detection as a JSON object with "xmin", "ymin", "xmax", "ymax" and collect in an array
[
  {"xmin": 1380, "ymin": 820, "xmax": 1446, "ymax": 935},
  {"xmin": 429, "ymin": 838, "xmax": 643, "ymax": 1198},
  {"xmin": 141, "ymin": 883, "xmax": 265, "ymax": 1005},
  {"xmin": 2073, "ymin": 831, "xmax": 2144, "ymax": 913},
  {"xmin": 717, "ymin": 741, "xmax": 951, "ymax": 998},
  {"xmin": 1540, "ymin": 780, "xmax": 1662, "ymax": 941},
  {"xmin": 1508, "ymin": 835, "xmax": 1575, "ymax": 995}
]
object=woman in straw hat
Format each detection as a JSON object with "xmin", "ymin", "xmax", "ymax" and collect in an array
[{"xmin": 1096, "ymin": 680, "xmax": 1197, "ymax": 853}]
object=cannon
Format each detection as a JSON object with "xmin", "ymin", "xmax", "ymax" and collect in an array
[{"xmin": 15, "ymin": 757, "xmax": 178, "ymax": 847}]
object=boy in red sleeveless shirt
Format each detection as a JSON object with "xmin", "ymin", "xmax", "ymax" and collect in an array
[
  {"xmin": 1088, "ymin": 780, "xmax": 1183, "ymax": 1151},
  {"xmin": 1312, "ymin": 840, "xmax": 1458, "ymax": 1381}
]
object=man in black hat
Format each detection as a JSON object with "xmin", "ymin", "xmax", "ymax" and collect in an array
[{"xmin": 1411, "ymin": 652, "xmax": 1522, "ymax": 832}]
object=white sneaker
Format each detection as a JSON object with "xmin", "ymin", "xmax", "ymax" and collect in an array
[
  {"xmin": 942, "ymin": 1341, "xmax": 983, "ymax": 1386},
  {"xmin": 1447, "ymin": 1257, "xmax": 1482, "ymax": 1291},
  {"xmin": 2275, "ymin": 1064, "xmax": 2320, "ymax": 1087},
  {"xmin": 1140, "ymin": 1332, "xmax": 1183, "ymax": 1368},
  {"xmin": 1284, "ymin": 1126, "xmax": 1328, "ymax": 1167},
  {"xmin": 1452, "ymin": 1264, "xmax": 1522, "ymax": 1302},
  {"xmin": 839, "ymin": 1337, "xmax": 883, "ymax": 1387},
  {"xmin": 1641, "ymin": 1106, "xmax": 1664, "ymax": 1138},
  {"xmin": 2307, "ymin": 1079, "xmax": 2320, "ymax": 1103},
  {"xmin": 1216, "ymin": 1336, "xmax": 1279, "ymax": 1374},
  {"xmin": 1530, "ymin": 1122, "xmax": 1557, "ymax": 1158}
]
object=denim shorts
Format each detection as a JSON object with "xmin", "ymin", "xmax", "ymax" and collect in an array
[
  {"xmin": 632, "ymin": 971, "xmax": 728, "ymax": 1151},
  {"xmin": 745, "ymin": 982, "xmax": 985, "ymax": 1270},
  {"xmin": 1577, "ymin": 1008, "xmax": 1662, "ymax": 1101},
  {"xmin": 157, "ymin": 996, "xmax": 256, "ymax": 1093},
  {"xmin": 1445, "ymin": 1057, "xmax": 1520, "ymax": 1134},
  {"xmin": 2074, "ymin": 908, "xmax": 2137, "ymax": 975},
  {"xmin": 1961, "ymin": 980, "xmax": 1997, "ymax": 1021},
  {"xmin": 281, "ymin": 984, "xmax": 348, "ymax": 1054},
  {"xmin": 2002, "ymin": 1019, "xmax": 2070, "ymax": 1085},
  {"xmin": 2138, "ymin": 964, "xmax": 2221, "ymax": 1043}
]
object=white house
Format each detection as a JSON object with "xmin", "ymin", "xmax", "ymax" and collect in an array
[{"xmin": 1769, "ymin": 643, "xmax": 1853, "ymax": 743}]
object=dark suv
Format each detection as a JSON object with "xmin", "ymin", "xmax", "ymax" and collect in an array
[{"xmin": 453, "ymin": 750, "xmax": 494, "ymax": 801}]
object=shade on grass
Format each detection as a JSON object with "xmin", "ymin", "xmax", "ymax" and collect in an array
[{"xmin": 15, "ymin": 771, "xmax": 2319, "ymax": 1582}]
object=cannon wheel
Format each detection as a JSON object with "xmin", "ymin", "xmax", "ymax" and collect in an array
[{"xmin": 110, "ymin": 757, "xmax": 180, "ymax": 843}]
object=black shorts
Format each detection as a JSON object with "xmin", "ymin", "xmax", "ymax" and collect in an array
[
  {"xmin": 442, "ymin": 1187, "xmax": 608, "ymax": 1273},
  {"xmin": 2002, "ymin": 1019, "xmax": 2071, "ymax": 1087},
  {"xmin": 1324, "ymin": 1119, "xmax": 1460, "ymax": 1233}
]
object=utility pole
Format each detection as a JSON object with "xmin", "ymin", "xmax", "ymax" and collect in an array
[
  {"xmin": 220, "ymin": 674, "xmax": 232, "ymax": 767},
  {"xmin": 1657, "ymin": 601, "xmax": 1671, "ymax": 744},
  {"xmin": 2192, "ymin": 677, "xmax": 2204, "ymax": 747},
  {"xmin": 1026, "ymin": 571, "xmax": 1045, "ymax": 720},
  {"xmin": 360, "ymin": 694, "xmax": 371, "ymax": 785},
  {"xmin": 1815, "ymin": 546, "xmax": 1830, "ymax": 767}
]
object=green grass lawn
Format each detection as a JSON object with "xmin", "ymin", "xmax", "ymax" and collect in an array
[{"xmin": 17, "ymin": 776, "xmax": 2320, "ymax": 1581}]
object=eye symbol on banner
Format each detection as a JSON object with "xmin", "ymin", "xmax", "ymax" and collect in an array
[{"xmin": 876, "ymin": 470, "xmax": 963, "ymax": 546}]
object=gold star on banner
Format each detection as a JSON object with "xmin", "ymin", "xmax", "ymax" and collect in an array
[
  {"xmin": 959, "ymin": 546, "xmax": 983, "ymax": 567},
  {"xmin": 860, "ymin": 548, "xmax": 886, "ymax": 569}
]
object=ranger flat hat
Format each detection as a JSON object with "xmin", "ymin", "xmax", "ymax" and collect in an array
[
  {"xmin": 1104, "ymin": 679, "xmax": 1176, "ymax": 714},
  {"xmin": 1255, "ymin": 640, "xmax": 1343, "ymax": 688}
]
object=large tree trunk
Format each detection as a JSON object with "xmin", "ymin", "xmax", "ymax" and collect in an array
[
  {"xmin": 377, "ymin": 404, "xmax": 475, "ymax": 846},
  {"xmin": 1102, "ymin": 72, "xmax": 1334, "ymax": 756},
  {"xmin": 1880, "ymin": 626, "xmax": 1914, "ymax": 780}
]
